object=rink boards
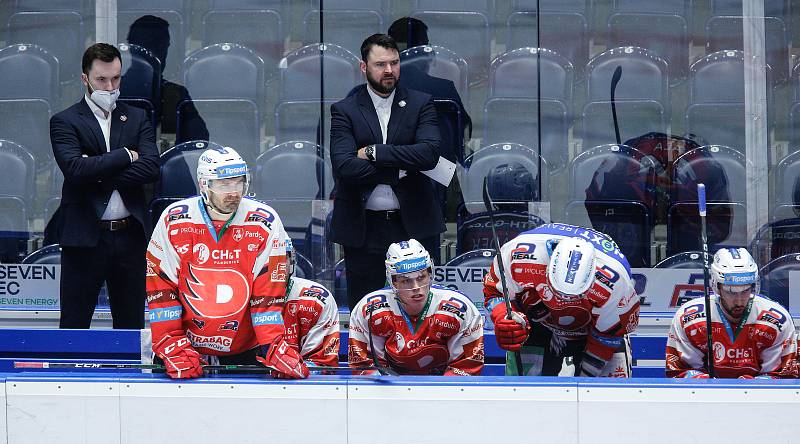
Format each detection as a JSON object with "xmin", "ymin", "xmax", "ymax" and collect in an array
[{"xmin": 2, "ymin": 374, "xmax": 800, "ymax": 444}]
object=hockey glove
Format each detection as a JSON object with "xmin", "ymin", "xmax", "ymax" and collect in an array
[
  {"xmin": 684, "ymin": 370, "xmax": 710, "ymax": 379},
  {"xmin": 491, "ymin": 303, "xmax": 530, "ymax": 352},
  {"xmin": 153, "ymin": 332, "xmax": 205, "ymax": 379},
  {"xmin": 256, "ymin": 335, "xmax": 310, "ymax": 379}
]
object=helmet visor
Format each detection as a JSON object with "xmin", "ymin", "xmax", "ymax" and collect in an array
[
  {"xmin": 391, "ymin": 269, "xmax": 431, "ymax": 291},
  {"xmin": 208, "ymin": 176, "xmax": 248, "ymax": 194}
]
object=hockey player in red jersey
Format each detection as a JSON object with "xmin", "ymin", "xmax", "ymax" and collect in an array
[
  {"xmin": 281, "ymin": 239, "xmax": 340, "ymax": 369},
  {"xmin": 349, "ymin": 239, "xmax": 484, "ymax": 375},
  {"xmin": 666, "ymin": 248, "xmax": 796, "ymax": 379},
  {"xmin": 146, "ymin": 146, "xmax": 308, "ymax": 379},
  {"xmin": 483, "ymin": 223, "xmax": 639, "ymax": 377}
]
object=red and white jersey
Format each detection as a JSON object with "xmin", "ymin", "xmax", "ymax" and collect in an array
[
  {"xmin": 349, "ymin": 285, "xmax": 484, "ymax": 376},
  {"xmin": 283, "ymin": 276, "xmax": 340, "ymax": 367},
  {"xmin": 666, "ymin": 294, "xmax": 797, "ymax": 378},
  {"xmin": 483, "ymin": 223, "xmax": 639, "ymax": 368},
  {"xmin": 146, "ymin": 196, "xmax": 288, "ymax": 356}
]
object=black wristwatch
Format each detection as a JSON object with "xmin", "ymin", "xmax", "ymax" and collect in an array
[{"xmin": 365, "ymin": 145, "xmax": 376, "ymax": 161}]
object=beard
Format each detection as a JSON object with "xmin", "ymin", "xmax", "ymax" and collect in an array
[{"xmin": 367, "ymin": 71, "xmax": 397, "ymax": 95}]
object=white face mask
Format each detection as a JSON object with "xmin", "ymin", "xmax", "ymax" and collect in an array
[{"xmin": 86, "ymin": 78, "xmax": 119, "ymax": 112}]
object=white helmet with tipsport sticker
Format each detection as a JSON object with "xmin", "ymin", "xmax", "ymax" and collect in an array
[
  {"xmin": 197, "ymin": 146, "xmax": 250, "ymax": 213},
  {"xmin": 385, "ymin": 239, "xmax": 433, "ymax": 292},
  {"xmin": 711, "ymin": 247, "xmax": 758, "ymax": 292},
  {"xmin": 547, "ymin": 237, "xmax": 597, "ymax": 298}
]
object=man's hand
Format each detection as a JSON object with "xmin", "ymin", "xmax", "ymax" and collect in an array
[
  {"xmin": 256, "ymin": 335, "xmax": 310, "ymax": 379},
  {"xmin": 357, "ymin": 147, "xmax": 368, "ymax": 160},
  {"xmin": 153, "ymin": 332, "xmax": 205, "ymax": 379},
  {"xmin": 491, "ymin": 304, "xmax": 530, "ymax": 352}
]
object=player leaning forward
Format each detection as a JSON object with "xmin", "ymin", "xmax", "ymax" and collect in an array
[
  {"xmin": 349, "ymin": 240, "xmax": 484, "ymax": 375},
  {"xmin": 666, "ymin": 248, "xmax": 797, "ymax": 379},
  {"xmin": 484, "ymin": 223, "xmax": 640, "ymax": 376},
  {"xmin": 146, "ymin": 147, "xmax": 308, "ymax": 379}
]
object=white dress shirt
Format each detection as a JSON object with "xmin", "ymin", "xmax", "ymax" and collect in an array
[
  {"xmin": 84, "ymin": 95, "xmax": 132, "ymax": 220},
  {"xmin": 364, "ymin": 87, "xmax": 401, "ymax": 211}
]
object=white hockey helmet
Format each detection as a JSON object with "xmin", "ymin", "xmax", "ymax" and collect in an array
[
  {"xmin": 711, "ymin": 247, "xmax": 758, "ymax": 292},
  {"xmin": 197, "ymin": 146, "xmax": 250, "ymax": 206},
  {"xmin": 547, "ymin": 237, "xmax": 597, "ymax": 297},
  {"xmin": 385, "ymin": 239, "xmax": 433, "ymax": 290}
]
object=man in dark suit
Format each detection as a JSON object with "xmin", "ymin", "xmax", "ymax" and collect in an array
[
  {"xmin": 330, "ymin": 34, "xmax": 443, "ymax": 309},
  {"xmin": 50, "ymin": 43, "xmax": 159, "ymax": 328}
]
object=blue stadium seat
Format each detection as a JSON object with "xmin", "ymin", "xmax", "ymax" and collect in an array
[
  {"xmin": 685, "ymin": 103, "xmax": 745, "ymax": 152},
  {"xmin": 0, "ymin": 140, "xmax": 34, "ymax": 262},
  {"xmin": 667, "ymin": 145, "xmax": 747, "ymax": 256},
  {"xmin": 410, "ymin": 10, "xmax": 489, "ymax": 84},
  {"xmin": 483, "ymin": 98, "xmax": 568, "ymax": 172},
  {"xmin": 432, "ymin": 98, "xmax": 466, "ymax": 164},
  {"xmin": 303, "ymin": 9, "xmax": 383, "ymax": 56},
  {"xmin": 445, "ymin": 249, "xmax": 494, "ymax": 267},
  {"xmin": 772, "ymin": 149, "xmax": 800, "ymax": 207},
  {"xmin": 586, "ymin": 47, "xmax": 669, "ymax": 105},
  {"xmin": 414, "ymin": 0, "xmax": 492, "ymax": 13},
  {"xmin": 7, "ymin": 11, "xmax": 83, "ymax": 83},
  {"xmin": 0, "ymin": 43, "xmax": 59, "ymax": 104},
  {"xmin": 456, "ymin": 206, "xmax": 546, "ymax": 255},
  {"xmin": 13, "ymin": 0, "xmax": 86, "ymax": 12},
  {"xmin": 705, "ymin": 15, "xmax": 788, "ymax": 83},
  {"xmin": 613, "ymin": 0, "xmax": 690, "ymax": 15},
  {"xmin": 582, "ymin": 101, "xmax": 666, "ymax": 151},
  {"xmin": 333, "ymin": 258, "xmax": 347, "ymax": 308},
  {"xmin": 566, "ymin": 144, "xmax": 657, "ymax": 266},
  {"xmin": 279, "ymin": 43, "xmax": 361, "ymax": 101},
  {"xmin": 711, "ymin": 0, "xmax": 788, "ymax": 17},
  {"xmin": 119, "ymin": 43, "xmax": 160, "ymax": 130},
  {"xmin": 117, "ymin": 7, "xmax": 186, "ymax": 81},
  {"xmin": 0, "ymin": 100, "xmax": 51, "ymax": 172},
  {"xmin": 654, "ymin": 251, "xmax": 704, "ymax": 268},
  {"xmin": 293, "ymin": 250, "xmax": 314, "ymax": 280},
  {"xmin": 202, "ymin": 9, "xmax": 283, "ymax": 75},
  {"xmin": 180, "ymin": 43, "xmax": 264, "ymax": 160},
  {"xmin": 689, "ymin": 49, "xmax": 745, "ymax": 104},
  {"xmin": 758, "ymin": 253, "xmax": 800, "ymax": 311},
  {"xmin": 606, "ymin": 11, "xmax": 689, "ymax": 84},
  {"xmin": 400, "ymin": 45, "xmax": 468, "ymax": 102},
  {"xmin": 506, "ymin": 0, "xmax": 590, "ymax": 71},
  {"xmin": 21, "ymin": 244, "xmax": 61, "ymax": 264},
  {"xmin": 489, "ymin": 47, "xmax": 574, "ymax": 103},
  {"xmin": 149, "ymin": 141, "xmax": 225, "ymax": 229},
  {"xmin": 274, "ymin": 100, "xmax": 334, "ymax": 149}
]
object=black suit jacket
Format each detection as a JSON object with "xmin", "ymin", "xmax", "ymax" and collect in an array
[
  {"xmin": 329, "ymin": 85, "xmax": 444, "ymax": 247},
  {"xmin": 50, "ymin": 99, "xmax": 160, "ymax": 247}
]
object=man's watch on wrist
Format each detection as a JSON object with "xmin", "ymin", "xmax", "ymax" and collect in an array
[{"xmin": 365, "ymin": 145, "xmax": 376, "ymax": 161}]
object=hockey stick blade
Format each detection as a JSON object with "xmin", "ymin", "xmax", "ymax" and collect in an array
[{"xmin": 610, "ymin": 65, "xmax": 623, "ymax": 145}]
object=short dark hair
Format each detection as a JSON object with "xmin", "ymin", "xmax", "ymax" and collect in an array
[
  {"xmin": 388, "ymin": 17, "xmax": 429, "ymax": 50},
  {"xmin": 82, "ymin": 43, "xmax": 121, "ymax": 75},
  {"xmin": 360, "ymin": 34, "xmax": 399, "ymax": 62}
]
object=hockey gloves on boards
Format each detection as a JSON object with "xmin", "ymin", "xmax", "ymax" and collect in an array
[
  {"xmin": 256, "ymin": 334, "xmax": 310, "ymax": 379},
  {"xmin": 154, "ymin": 331, "xmax": 206, "ymax": 379},
  {"xmin": 491, "ymin": 303, "xmax": 530, "ymax": 352}
]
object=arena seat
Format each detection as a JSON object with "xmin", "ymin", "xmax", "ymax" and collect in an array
[
  {"xmin": 689, "ymin": 50, "xmax": 746, "ymax": 104},
  {"xmin": 705, "ymin": 15, "xmax": 788, "ymax": 83},
  {"xmin": 303, "ymin": 9, "xmax": 383, "ymax": 56},
  {"xmin": 21, "ymin": 243, "xmax": 61, "ymax": 264},
  {"xmin": 202, "ymin": 9, "xmax": 283, "ymax": 76},
  {"xmin": 7, "ymin": 10, "xmax": 84, "ymax": 83},
  {"xmin": 274, "ymin": 100, "xmax": 334, "ymax": 148},
  {"xmin": 279, "ymin": 43, "xmax": 361, "ymax": 102},
  {"xmin": 445, "ymin": 249, "xmax": 494, "ymax": 267},
  {"xmin": 566, "ymin": 144, "xmax": 657, "ymax": 266},
  {"xmin": 410, "ymin": 10, "xmax": 489, "ymax": 84},
  {"xmin": 116, "ymin": 7, "xmax": 185, "ymax": 81},
  {"xmin": 654, "ymin": 251, "xmax": 704, "ymax": 269},
  {"xmin": 506, "ymin": 12, "xmax": 588, "ymax": 73},
  {"xmin": 0, "ymin": 43, "xmax": 59, "ymax": 105},
  {"xmin": 119, "ymin": 43, "xmax": 160, "ymax": 130},
  {"xmin": 401, "ymin": 45, "xmax": 468, "ymax": 102},
  {"xmin": 606, "ymin": 13, "xmax": 689, "ymax": 84},
  {"xmin": 758, "ymin": 253, "xmax": 800, "ymax": 310},
  {"xmin": 489, "ymin": 47, "xmax": 574, "ymax": 102}
]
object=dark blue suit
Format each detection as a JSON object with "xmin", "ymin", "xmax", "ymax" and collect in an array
[
  {"xmin": 330, "ymin": 85, "xmax": 443, "ymax": 307},
  {"xmin": 50, "ymin": 99, "xmax": 159, "ymax": 328}
]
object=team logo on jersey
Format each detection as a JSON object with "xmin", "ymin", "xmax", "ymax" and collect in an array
[
  {"xmin": 511, "ymin": 243, "xmax": 537, "ymax": 261},
  {"xmin": 245, "ymin": 208, "xmax": 275, "ymax": 229},
  {"xmin": 287, "ymin": 301, "xmax": 298, "ymax": 317},
  {"xmin": 193, "ymin": 243, "xmax": 210, "ymax": 264},
  {"xmin": 166, "ymin": 204, "xmax": 190, "ymax": 222},
  {"xmin": 219, "ymin": 320, "xmax": 239, "ymax": 331},
  {"xmin": 757, "ymin": 309, "xmax": 786, "ymax": 330},
  {"xmin": 182, "ymin": 264, "xmax": 250, "ymax": 318},
  {"xmin": 175, "ymin": 244, "xmax": 190, "ymax": 254},
  {"xmin": 681, "ymin": 302, "xmax": 706, "ymax": 323},
  {"xmin": 713, "ymin": 342, "xmax": 725, "ymax": 362},
  {"xmin": 270, "ymin": 262, "xmax": 287, "ymax": 282},
  {"xmin": 232, "ymin": 228, "xmax": 244, "ymax": 242},
  {"xmin": 594, "ymin": 265, "xmax": 620, "ymax": 289},
  {"xmin": 363, "ymin": 294, "xmax": 389, "ymax": 315}
]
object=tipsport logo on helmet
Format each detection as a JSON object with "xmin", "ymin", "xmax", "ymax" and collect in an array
[
  {"xmin": 722, "ymin": 272, "xmax": 756, "ymax": 285},
  {"xmin": 215, "ymin": 163, "xmax": 247, "ymax": 178},
  {"xmin": 393, "ymin": 258, "xmax": 428, "ymax": 274},
  {"xmin": 564, "ymin": 251, "xmax": 583, "ymax": 284}
]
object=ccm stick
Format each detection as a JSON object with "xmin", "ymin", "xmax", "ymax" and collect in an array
[
  {"xmin": 482, "ymin": 177, "xmax": 525, "ymax": 376},
  {"xmin": 14, "ymin": 361, "xmax": 376, "ymax": 373},
  {"xmin": 697, "ymin": 183, "xmax": 716, "ymax": 378}
]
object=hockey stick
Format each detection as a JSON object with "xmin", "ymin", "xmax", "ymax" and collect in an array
[
  {"xmin": 697, "ymin": 183, "xmax": 716, "ymax": 378},
  {"xmin": 14, "ymin": 361, "xmax": 376, "ymax": 373},
  {"xmin": 610, "ymin": 65, "xmax": 623, "ymax": 145},
  {"xmin": 366, "ymin": 306, "xmax": 400, "ymax": 376},
  {"xmin": 482, "ymin": 177, "xmax": 525, "ymax": 376}
]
